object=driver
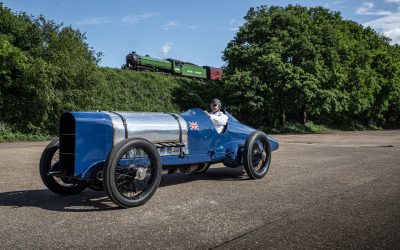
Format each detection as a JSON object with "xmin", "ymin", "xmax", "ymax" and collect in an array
[{"xmin": 204, "ymin": 98, "xmax": 228, "ymax": 133}]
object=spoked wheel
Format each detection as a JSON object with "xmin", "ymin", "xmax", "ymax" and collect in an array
[
  {"xmin": 243, "ymin": 131, "xmax": 271, "ymax": 179},
  {"xmin": 193, "ymin": 163, "xmax": 211, "ymax": 173},
  {"xmin": 103, "ymin": 138, "xmax": 162, "ymax": 208},
  {"xmin": 39, "ymin": 138, "xmax": 86, "ymax": 195}
]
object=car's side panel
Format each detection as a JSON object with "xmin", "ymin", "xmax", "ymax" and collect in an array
[
  {"xmin": 160, "ymin": 154, "xmax": 211, "ymax": 166},
  {"xmin": 210, "ymin": 117, "xmax": 255, "ymax": 161},
  {"xmin": 179, "ymin": 108, "xmax": 215, "ymax": 155},
  {"xmin": 178, "ymin": 108, "xmax": 256, "ymax": 167}
]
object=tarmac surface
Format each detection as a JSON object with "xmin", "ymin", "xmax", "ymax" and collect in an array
[{"xmin": 0, "ymin": 130, "xmax": 399, "ymax": 249}]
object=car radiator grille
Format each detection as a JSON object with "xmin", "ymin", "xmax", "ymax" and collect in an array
[{"xmin": 59, "ymin": 113, "xmax": 75, "ymax": 176}]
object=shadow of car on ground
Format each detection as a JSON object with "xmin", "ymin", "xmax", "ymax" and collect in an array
[{"xmin": 0, "ymin": 167, "xmax": 247, "ymax": 212}]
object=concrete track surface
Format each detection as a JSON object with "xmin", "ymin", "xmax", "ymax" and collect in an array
[{"xmin": 0, "ymin": 130, "xmax": 399, "ymax": 249}]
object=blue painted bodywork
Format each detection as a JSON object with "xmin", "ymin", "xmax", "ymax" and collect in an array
[
  {"xmin": 72, "ymin": 112, "xmax": 114, "ymax": 179},
  {"xmin": 68, "ymin": 108, "xmax": 279, "ymax": 180}
]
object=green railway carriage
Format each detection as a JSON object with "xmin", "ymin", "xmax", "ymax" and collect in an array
[
  {"xmin": 140, "ymin": 55, "xmax": 172, "ymax": 71},
  {"xmin": 169, "ymin": 59, "xmax": 182, "ymax": 74},
  {"xmin": 181, "ymin": 64, "xmax": 207, "ymax": 79},
  {"xmin": 168, "ymin": 59, "xmax": 207, "ymax": 78},
  {"xmin": 125, "ymin": 51, "xmax": 221, "ymax": 80}
]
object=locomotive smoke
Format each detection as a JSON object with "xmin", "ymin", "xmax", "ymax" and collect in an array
[{"xmin": 161, "ymin": 42, "xmax": 172, "ymax": 56}]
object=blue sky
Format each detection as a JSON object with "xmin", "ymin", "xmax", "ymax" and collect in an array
[{"xmin": 2, "ymin": 0, "xmax": 400, "ymax": 68}]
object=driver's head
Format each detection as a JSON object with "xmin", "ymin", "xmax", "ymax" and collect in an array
[{"xmin": 210, "ymin": 98, "xmax": 222, "ymax": 113}]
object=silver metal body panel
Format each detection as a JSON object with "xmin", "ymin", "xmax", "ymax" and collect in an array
[{"xmin": 106, "ymin": 112, "xmax": 188, "ymax": 156}]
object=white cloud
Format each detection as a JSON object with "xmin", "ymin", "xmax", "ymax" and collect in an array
[
  {"xmin": 355, "ymin": 2, "xmax": 391, "ymax": 15},
  {"xmin": 385, "ymin": 0, "xmax": 400, "ymax": 4},
  {"xmin": 364, "ymin": 12, "xmax": 400, "ymax": 29},
  {"xmin": 228, "ymin": 19, "xmax": 244, "ymax": 32},
  {"xmin": 186, "ymin": 25, "xmax": 200, "ymax": 30},
  {"xmin": 75, "ymin": 17, "xmax": 109, "ymax": 25},
  {"xmin": 364, "ymin": 12, "xmax": 400, "ymax": 43},
  {"xmin": 162, "ymin": 21, "xmax": 202, "ymax": 31},
  {"xmin": 332, "ymin": 1, "xmax": 345, "ymax": 4},
  {"xmin": 122, "ymin": 12, "xmax": 159, "ymax": 24},
  {"xmin": 384, "ymin": 27, "xmax": 400, "ymax": 42},
  {"xmin": 229, "ymin": 19, "xmax": 238, "ymax": 25},
  {"xmin": 355, "ymin": 2, "xmax": 400, "ymax": 44},
  {"xmin": 163, "ymin": 21, "xmax": 178, "ymax": 30},
  {"xmin": 161, "ymin": 42, "xmax": 172, "ymax": 56}
]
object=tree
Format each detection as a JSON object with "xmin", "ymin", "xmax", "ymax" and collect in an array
[
  {"xmin": 222, "ymin": 5, "xmax": 400, "ymax": 128},
  {"xmin": 0, "ymin": 4, "xmax": 101, "ymax": 133}
]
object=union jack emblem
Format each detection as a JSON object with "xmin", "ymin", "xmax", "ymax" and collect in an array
[{"xmin": 189, "ymin": 121, "xmax": 199, "ymax": 130}]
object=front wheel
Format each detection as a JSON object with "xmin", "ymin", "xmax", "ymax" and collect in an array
[
  {"xmin": 243, "ymin": 131, "xmax": 271, "ymax": 179},
  {"xmin": 103, "ymin": 138, "xmax": 162, "ymax": 208},
  {"xmin": 39, "ymin": 139, "xmax": 86, "ymax": 195}
]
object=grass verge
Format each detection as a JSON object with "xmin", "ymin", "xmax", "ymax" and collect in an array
[
  {"xmin": 0, "ymin": 122, "xmax": 52, "ymax": 142},
  {"xmin": 267, "ymin": 122, "xmax": 334, "ymax": 134}
]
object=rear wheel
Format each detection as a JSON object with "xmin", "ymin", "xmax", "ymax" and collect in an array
[
  {"xmin": 103, "ymin": 138, "xmax": 162, "ymax": 208},
  {"xmin": 243, "ymin": 131, "xmax": 271, "ymax": 179},
  {"xmin": 39, "ymin": 139, "xmax": 86, "ymax": 195}
]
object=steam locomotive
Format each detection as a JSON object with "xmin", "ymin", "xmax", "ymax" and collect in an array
[{"xmin": 124, "ymin": 51, "xmax": 222, "ymax": 80}]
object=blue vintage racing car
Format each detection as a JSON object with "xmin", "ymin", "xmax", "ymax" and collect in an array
[{"xmin": 40, "ymin": 108, "xmax": 279, "ymax": 208}]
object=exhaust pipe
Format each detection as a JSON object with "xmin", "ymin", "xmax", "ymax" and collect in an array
[
  {"xmin": 162, "ymin": 168, "xmax": 179, "ymax": 175},
  {"xmin": 179, "ymin": 165, "xmax": 201, "ymax": 173}
]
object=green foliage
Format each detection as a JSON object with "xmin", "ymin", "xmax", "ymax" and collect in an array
[
  {"xmin": 223, "ymin": 5, "xmax": 400, "ymax": 128},
  {"xmin": 0, "ymin": 4, "xmax": 100, "ymax": 134},
  {"xmin": 90, "ymin": 68, "xmax": 189, "ymax": 113},
  {"xmin": 268, "ymin": 122, "xmax": 334, "ymax": 134},
  {"xmin": 1, "ymin": 3, "xmax": 400, "ymax": 142},
  {"xmin": 0, "ymin": 122, "xmax": 51, "ymax": 142}
]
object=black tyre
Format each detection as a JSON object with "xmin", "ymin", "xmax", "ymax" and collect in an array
[
  {"xmin": 243, "ymin": 131, "xmax": 271, "ymax": 179},
  {"xmin": 193, "ymin": 163, "xmax": 211, "ymax": 173},
  {"xmin": 103, "ymin": 138, "xmax": 162, "ymax": 208},
  {"xmin": 39, "ymin": 138, "xmax": 86, "ymax": 195}
]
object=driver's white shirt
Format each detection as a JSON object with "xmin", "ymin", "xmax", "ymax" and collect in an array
[{"xmin": 209, "ymin": 111, "xmax": 228, "ymax": 133}]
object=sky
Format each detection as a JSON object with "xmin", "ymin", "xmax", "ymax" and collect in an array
[{"xmin": 2, "ymin": 0, "xmax": 400, "ymax": 68}]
